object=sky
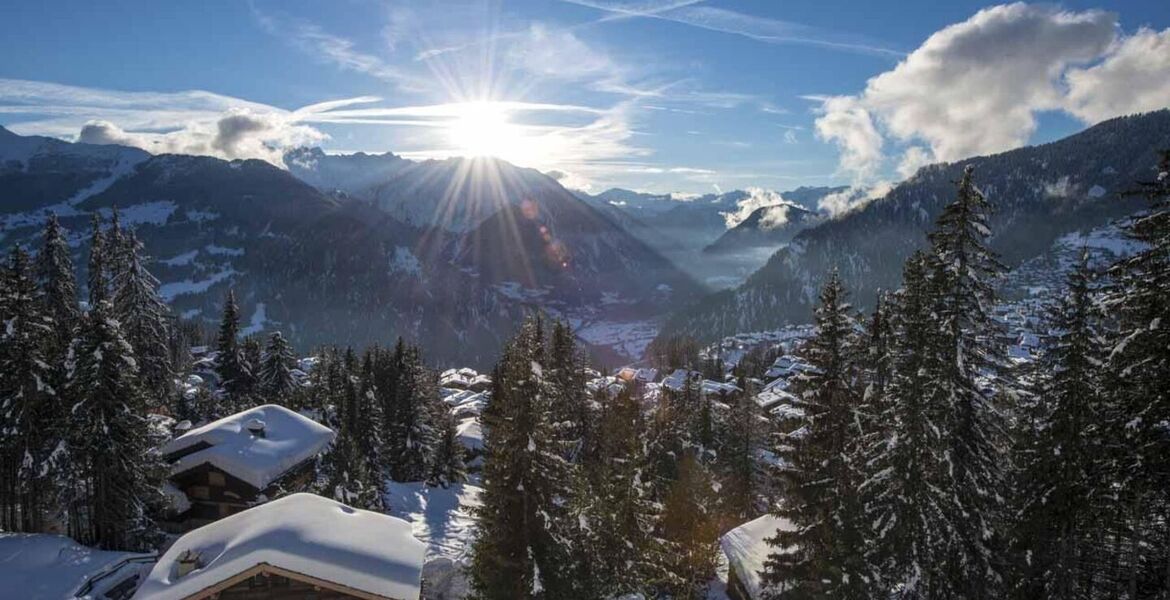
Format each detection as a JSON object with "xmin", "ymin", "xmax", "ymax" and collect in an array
[{"xmin": 1, "ymin": 0, "xmax": 1168, "ymax": 195}]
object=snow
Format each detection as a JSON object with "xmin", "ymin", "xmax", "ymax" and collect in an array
[
  {"xmin": 720, "ymin": 515, "xmax": 796, "ymax": 600},
  {"xmin": 240, "ymin": 302, "xmax": 269, "ymax": 336},
  {"xmin": 159, "ymin": 250, "xmax": 198, "ymax": 267},
  {"xmin": 1087, "ymin": 184, "xmax": 1107, "ymax": 198},
  {"xmin": 158, "ymin": 267, "xmax": 239, "ymax": 301},
  {"xmin": 456, "ymin": 417, "xmax": 484, "ymax": 451},
  {"xmin": 204, "ymin": 244, "xmax": 245, "ymax": 257},
  {"xmin": 575, "ymin": 320, "xmax": 659, "ymax": 360},
  {"xmin": 161, "ymin": 405, "xmax": 334, "ymax": 490},
  {"xmin": 0, "ymin": 533, "xmax": 153, "ymax": 600},
  {"xmin": 390, "ymin": 246, "xmax": 422, "ymax": 276},
  {"xmin": 137, "ymin": 493, "xmax": 424, "ymax": 600},
  {"xmin": 385, "ymin": 481, "xmax": 483, "ymax": 600},
  {"xmin": 163, "ymin": 481, "xmax": 192, "ymax": 514},
  {"xmin": 101, "ymin": 201, "xmax": 178, "ymax": 226}
]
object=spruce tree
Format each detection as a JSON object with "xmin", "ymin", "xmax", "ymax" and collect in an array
[
  {"xmin": 259, "ymin": 331, "xmax": 297, "ymax": 404},
  {"xmin": 656, "ymin": 453, "xmax": 720, "ymax": 599},
  {"xmin": 37, "ymin": 214, "xmax": 80, "ymax": 350},
  {"xmin": 469, "ymin": 317, "xmax": 576, "ymax": 599},
  {"xmin": 928, "ymin": 164, "xmax": 1006, "ymax": 597},
  {"xmin": 316, "ymin": 349, "xmax": 384, "ymax": 511},
  {"xmin": 112, "ymin": 231, "xmax": 174, "ymax": 410},
  {"xmin": 719, "ymin": 375, "xmax": 764, "ymax": 523},
  {"xmin": 215, "ymin": 289, "xmax": 246, "ymax": 414},
  {"xmin": 761, "ymin": 271, "xmax": 871, "ymax": 598},
  {"xmin": 863, "ymin": 251, "xmax": 953, "ymax": 596},
  {"xmin": 86, "ymin": 214, "xmax": 108, "ymax": 308},
  {"xmin": 1102, "ymin": 150, "xmax": 1170, "ymax": 596},
  {"xmin": 0, "ymin": 247, "xmax": 58, "ymax": 532},
  {"xmin": 429, "ymin": 407, "xmax": 467, "ymax": 488},
  {"xmin": 1009, "ymin": 249, "xmax": 1106, "ymax": 598},
  {"xmin": 385, "ymin": 341, "xmax": 438, "ymax": 483},
  {"xmin": 65, "ymin": 300, "xmax": 165, "ymax": 550}
]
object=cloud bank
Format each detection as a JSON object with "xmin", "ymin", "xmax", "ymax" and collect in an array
[{"xmin": 812, "ymin": 3, "xmax": 1170, "ymax": 182}]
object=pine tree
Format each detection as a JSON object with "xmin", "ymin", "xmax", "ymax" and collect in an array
[
  {"xmin": 928, "ymin": 164, "xmax": 1007, "ymax": 597},
  {"xmin": 0, "ymin": 247, "xmax": 59, "ymax": 532},
  {"xmin": 316, "ymin": 348, "xmax": 384, "ymax": 511},
  {"xmin": 112, "ymin": 231, "xmax": 174, "ymax": 410},
  {"xmin": 1101, "ymin": 150, "xmax": 1170, "ymax": 596},
  {"xmin": 656, "ymin": 453, "xmax": 720, "ymax": 600},
  {"xmin": 86, "ymin": 214, "xmax": 108, "ymax": 308},
  {"xmin": 575, "ymin": 385, "xmax": 659, "ymax": 598},
  {"xmin": 65, "ymin": 301, "xmax": 165, "ymax": 550},
  {"xmin": 761, "ymin": 271, "xmax": 872, "ymax": 598},
  {"xmin": 469, "ymin": 317, "xmax": 576, "ymax": 599},
  {"xmin": 1009, "ymin": 249, "xmax": 1106, "ymax": 598},
  {"xmin": 259, "ymin": 331, "xmax": 297, "ymax": 404},
  {"xmin": 862, "ymin": 251, "xmax": 953, "ymax": 597},
  {"xmin": 215, "ymin": 289, "xmax": 246, "ymax": 414},
  {"xmin": 719, "ymin": 375, "xmax": 764, "ymax": 523},
  {"xmin": 429, "ymin": 406, "xmax": 467, "ymax": 487},
  {"xmin": 37, "ymin": 214, "xmax": 80, "ymax": 350},
  {"xmin": 384, "ymin": 340, "xmax": 439, "ymax": 483},
  {"xmin": 547, "ymin": 320, "xmax": 591, "ymax": 460}
]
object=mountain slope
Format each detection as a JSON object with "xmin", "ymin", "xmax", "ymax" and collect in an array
[
  {"xmin": 702, "ymin": 203, "xmax": 821, "ymax": 255},
  {"xmin": 660, "ymin": 110, "xmax": 1170, "ymax": 343}
]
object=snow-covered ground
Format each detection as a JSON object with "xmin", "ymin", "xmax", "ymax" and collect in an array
[
  {"xmin": 0, "ymin": 534, "xmax": 153, "ymax": 600},
  {"xmin": 385, "ymin": 481, "xmax": 484, "ymax": 600},
  {"xmin": 574, "ymin": 319, "xmax": 659, "ymax": 361}
]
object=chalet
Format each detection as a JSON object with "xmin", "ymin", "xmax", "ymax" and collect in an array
[
  {"xmin": 754, "ymin": 379, "xmax": 797, "ymax": 412},
  {"xmin": 161, "ymin": 405, "xmax": 334, "ymax": 530},
  {"xmin": 134, "ymin": 493, "xmax": 425, "ymax": 600},
  {"xmin": 660, "ymin": 369, "xmax": 702, "ymax": 392},
  {"xmin": 721, "ymin": 514, "xmax": 797, "ymax": 600},
  {"xmin": 439, "ymin": 368, "xmax": 492, "ymax": 392}
]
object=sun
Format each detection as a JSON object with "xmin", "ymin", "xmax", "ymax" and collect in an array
[{"xmin": 446, "ymin": 101, "xmax": 526, "ymax": 160}]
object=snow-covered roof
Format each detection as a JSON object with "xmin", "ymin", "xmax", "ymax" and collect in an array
[
  {"xmin": 162, "ymin": 405, "xmax": 334, "ymax": 490},
  {"xmin": 137, "ymin": 493, "xmax": 425, "ymax": 600},
  {"xmin": 720, "ymin": 515, "xmax": 796, "ymax": 600},
  {"xmin": 661, "ymin": 369, "xmax": 700, "ymax": 392},
  {"xmin": 0, "ymin": 533, "xmax": 153, "ymax": 600},
  {"xmin": 456, "ymin": 417, "xmax": 483, "ymax": 451}
]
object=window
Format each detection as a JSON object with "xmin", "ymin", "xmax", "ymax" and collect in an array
[
  {"xmin": 188, "ymin": 486, "xmax": 209, "ymax": 500},
  {"xmin": 208, "ymin": 471, "xmax": 226, "ymax": 487}
]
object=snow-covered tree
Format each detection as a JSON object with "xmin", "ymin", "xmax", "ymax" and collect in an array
[
  {"xmin": 927, "ymin": 164, "xmax": 1007, "ymax": 597},
  {"xmin": 215, "ymin": 289, "xmax": 247, "ymax": 413},
  {"xmin": 1009, "ymin": 249, "xmax": 1106, "ymax": 598},
  {"xmin": 65, "ymin": 300, "xmax": 165, "ymax": 550},
  {"xmin": 384, "ymin": 339, "xmax": 439, "ymax": 483},
  {"xmin": 37, "ymin": 214, "xmax": 80, "ymax": 350},
  {"xmin": 469, "ymin": 316, "xmax": 576, "ymax": 599},
  {"xmin": 86, "ymin": 214, "xmax": 108, "ymax": 308},
  {"xmin": 0, "ymin": 247, "xmax": 59, "ymax": 533},
  {"xmin": 259, "ymin": 331, "xmax": 297, "ymax": 403},
  {"xmin": 762, "ymin": 271, "xmax": 872, "ymax": 598},
  {"xmin": 112, "ymin": 231, "xmax": 174, "ymax": 409}
]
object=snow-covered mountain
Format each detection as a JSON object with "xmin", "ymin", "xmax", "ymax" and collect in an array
[
  {"xmin": 0, "ymin": 129, "xmax": 702, "ymax": 366},
  {"xmin": 659, "ymin": 110, "xmax": 1170, "ymax": 343}
]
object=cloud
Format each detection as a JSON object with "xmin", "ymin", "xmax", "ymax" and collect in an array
[
  {"xmin": 812, "ymin": 96, "xmax": 883, "ymax": 182},
  {"xmin": 1065, "ymin": 27, "xmax": 1170, "ymax": 123},
  {"xmin": 810, "ymin": 4, "xmax": 1170, "ymax": 182},
  {"xmin": 721, "ymin": 187, "xmax": 788, "ymax": 228},
  {"xmin": 817, "ymin": 182, "xmax": 892, "ymax": 217},
  {"xmin": 562, "ymin": 0, "xmax": 902, "ymax": 57}
]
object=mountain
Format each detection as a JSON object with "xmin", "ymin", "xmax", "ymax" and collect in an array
[
  {"xmin": 702, "ymin": 202, "xmax": 821, "ymax": 255},
  {"xmin": 577, "ymin": 188, "xmax": 683, "ymax": 216},
  {"xmin": 659, "ymin": 110, "xmax": 1170, "ymax": 343},
  {"xmin": 284, "ymin": 146, "xmax": 408, "ymax": 197},
  {"xmin": 0, "ymin": 131, "xmax": 702, "ymax": 366}
]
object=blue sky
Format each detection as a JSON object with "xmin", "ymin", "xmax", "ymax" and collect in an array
[{"xmin": 1, "ymin": 1, "xmax": 1168, "ymax": 195}]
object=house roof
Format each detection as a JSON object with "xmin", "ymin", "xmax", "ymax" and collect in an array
[
  {"xmin": 0, "ymin": 533, "xmax": 152, "ymax": 599},
  {"xmin": 161, "ymin": 405, "xmax": 334, "ymax": 490},
  {"xmin": 135, "ymin": 493, "xmax": 425, "ymax": 600},
  {"xmin": 720, "ymin": 514, "xmax": 796, "ymax": 600}
]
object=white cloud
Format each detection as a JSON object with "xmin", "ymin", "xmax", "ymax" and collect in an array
[
  {"xmin": 809, "ymin": 4, "xmax": 1170, "ymax": 182},
  {"xmin": 721, "ymin": 187, "xmax": 788, "ymax": 228},
  {"xmin": 813, "ymin": 96, "xmax": 884, "ymax": 182},
  {"xmin": 1066, "ymin": 27, "xmax": 1170, "ymax": 123},
  {"xmin": 817, "ymin": 182, "xmax": 892, "ymax": 218}
]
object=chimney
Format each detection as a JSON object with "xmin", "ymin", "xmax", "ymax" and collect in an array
[
  {"xmin": 246, "ymin": 418, "xmax": 267, "ymax": 439},
  {"xmin": 176, "ymin": 549, "xmax": 202, "ymax": 578}
]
